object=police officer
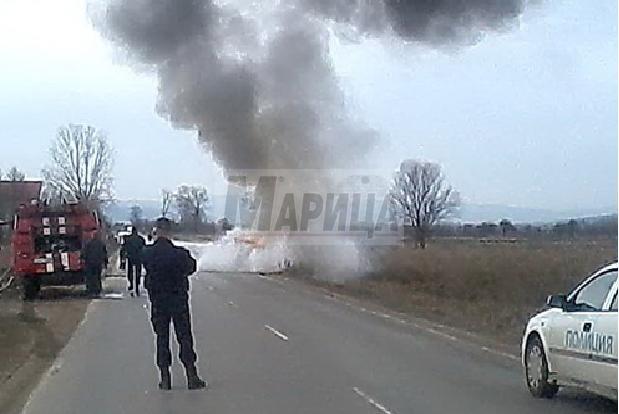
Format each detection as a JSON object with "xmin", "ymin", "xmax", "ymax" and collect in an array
[
  {"xmin": 122, "ymin": 227, "xmax": 145, "ymax": 296},
  {"xmin": 142, "ymin": 217, "xmax": 206, "ymax": 390},
  {"xmin": 81, "ymin": 231, "xmax": 108, "ymax": 297}
]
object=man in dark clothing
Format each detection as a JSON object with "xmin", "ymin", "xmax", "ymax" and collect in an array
[
  {"xmin": 142, "ymin": 217, "xmax": 206, "ymax": 391},
  {"xmin": 122, "ymin": 227, "xmax": 145, "ymax": 296},
  {"xmin": 81, "ymin": 232, "xmax": 108, "ymax": 297}
]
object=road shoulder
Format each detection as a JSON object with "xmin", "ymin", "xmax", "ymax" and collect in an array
[
  {"xmin": 270, "ymin": 272, "xmax": 523, "ymax": 363},
  {"xmin": 0, "ymin": 286, "xmax": 91, "ymax": 414}
]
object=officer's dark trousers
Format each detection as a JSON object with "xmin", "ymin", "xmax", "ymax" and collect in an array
[
  {"xmin": 85, "ymin": 265, "xmax": 102, "ymax": 295},
  {"xmin": 127, "ymin": 259, "xmax": 142, "ymax": 289},
  {"xmin": 150, "ymin": 295, "xmax": 197, "ymax": 369}
]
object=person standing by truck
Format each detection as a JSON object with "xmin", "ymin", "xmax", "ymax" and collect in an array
[
  {"xmin": 81, "ymin": 231, "xmax": 108, "ymax": 297},
  {"xmin": 142, "ymin": 217, "xmax": 206, "ymax": 391},
  {"xmin": 122, "ymin": 227, "xmax": 145, "ymax": 296}
]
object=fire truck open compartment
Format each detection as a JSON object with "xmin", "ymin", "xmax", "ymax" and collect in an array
[{"xmin": 34, "ymin": 235, "xmax": 82, "ymax": 254}]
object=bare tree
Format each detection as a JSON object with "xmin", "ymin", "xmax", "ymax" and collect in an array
[
  {"xmin": 40, "ymin": 183, "xmax": 64, "ymax": 205},
  {"xmin": 5, "ymin": 167, "xmax": 25, "ymax": 181},
  {"xmin": 176, "ymin": 185, "xmax": 209, "ymax": 232},
  {"xmin": 161, "ymin": 189, "xmax": 173, "ymax": 218},
  {"xmin": 130, "ymin": 205, "xmax": 143, "ymax": 227},
  {"xmin": 499, "ymin": 218, "xmax": 514, "ymax": 237},
  {"xmin": 42, "ymin": 124, "xmax": 114, "ymax": 204},
  {"xmin": 390, "ymin": 160, "xmax": 459, "ymax": 248}
]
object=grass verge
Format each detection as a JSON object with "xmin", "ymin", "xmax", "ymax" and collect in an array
[{"xmin": 290, "ymin": 238, "xmax": 617, "ymax": 347}]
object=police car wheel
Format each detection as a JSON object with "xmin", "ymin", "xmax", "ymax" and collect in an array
[{"xmin": 525, "ymin": 335, "xmax": 558, "ymax": 399}]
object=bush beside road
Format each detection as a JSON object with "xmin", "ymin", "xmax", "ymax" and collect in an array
[{"xmin": 291, "ymin": 238, "xmax": 618, "ymax": 348}]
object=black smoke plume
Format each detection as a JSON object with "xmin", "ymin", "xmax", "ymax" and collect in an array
[{"xmin": 92, "ymin": 0, "xmax": 530, "ymax": 172}]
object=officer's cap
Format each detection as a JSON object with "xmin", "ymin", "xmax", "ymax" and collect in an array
[{"xmin": 155, "ymin": 217, "xmax": 172, "ymax": 232}]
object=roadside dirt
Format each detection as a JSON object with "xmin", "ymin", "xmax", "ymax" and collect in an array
[
  {"xmin": 0, "ymin": 245, "xmax": 9, "ymax": 282},
  {"xmin": 0, "ymin": 285, "xmax": 90, "ymax": 414},
  {"xmin": 0, "ymin": 246, "xmax": 122, "ymax": 414}
]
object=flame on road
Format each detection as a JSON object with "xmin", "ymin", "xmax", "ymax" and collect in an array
[{"xmin": 178, "ymin": 230, "xmax": 293, "ymax": 274}]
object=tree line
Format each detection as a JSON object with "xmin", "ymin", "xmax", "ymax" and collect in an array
[
  {"xmin": 0, "ymin": 167, "xmax": 26, "ymax": 182},
  {"xmin": 431, "ymin": 217, "xmax": 618, "ymax": 240},
  {"xmin": 13, "ymin": 123, "xmax": 610, "ymax": 246},
  {"xmin": 4, "ymin": 122, "xmax": 460, "ymax": 246},
  {"xmin": 129, "ymin": 185, "xmax": 214, "ymax": 234}
]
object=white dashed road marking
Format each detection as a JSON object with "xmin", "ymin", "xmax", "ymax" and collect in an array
[
  {"xmin": 352, "ymin": 387, "xmax": 395, "ymax": 414},
  {"xmin": 264, "ymin": 325, "xmax": 289, "ymax": 341}
]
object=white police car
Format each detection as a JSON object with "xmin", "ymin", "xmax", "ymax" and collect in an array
[{"xmin": 522, "ymin": 262, "xmax": 617, "ymax": 400}]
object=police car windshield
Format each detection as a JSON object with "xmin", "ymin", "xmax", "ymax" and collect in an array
[{"xmin": 573, "ymin": 271, "xmax": 617, "ymax": 311}]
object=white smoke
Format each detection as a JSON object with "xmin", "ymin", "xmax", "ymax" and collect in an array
[{"xmin": 178, "ymin": 230, "xmax": 294, "ymax": 273}]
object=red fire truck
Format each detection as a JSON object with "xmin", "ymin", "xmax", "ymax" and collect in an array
[{"xmin": 11, "ymin": 201, "xmax": 102, "ymax": 299}]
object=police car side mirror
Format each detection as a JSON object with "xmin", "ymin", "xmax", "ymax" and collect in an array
[{"xmin": 547, "ymin": 294, "xmax": 567, "ymax": 310}]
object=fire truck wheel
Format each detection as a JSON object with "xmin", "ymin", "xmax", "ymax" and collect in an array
[{"xmin": 22, "ymin": 277, "xmax": 41, "ymax": 300}]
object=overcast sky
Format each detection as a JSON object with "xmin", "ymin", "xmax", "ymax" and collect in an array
[{"xmin": 0, "ymin": 0, "xmax": 616, "ymax": 211}]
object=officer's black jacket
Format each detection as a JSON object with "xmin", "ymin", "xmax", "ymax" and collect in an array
[
  {"xmin": 123, "ymin": 233, "xmax": 146, "ymax": 261},
  {"xmin": 142, "ymin": 238, "xmax": 197, "ymax": 299},
  {"xmin": 81, "ymin": 238, "xmax": 108, "ymax": 268}
]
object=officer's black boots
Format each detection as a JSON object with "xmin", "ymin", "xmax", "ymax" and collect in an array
[
  {"xmin": 186, "ymin": 365, "xmax": 207, "ymax": 390},
  {"xmin": 157, "ymin": 367, "xmax": 205, "ymax": 390},
  {"xmin": 158, "ymin": 368, "xmax": 171, "ymax": 390}
]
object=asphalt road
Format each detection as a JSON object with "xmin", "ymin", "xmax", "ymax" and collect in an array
[{"xmin": 20, "ymin": 271, "xmax": 616, "ymax": 414}]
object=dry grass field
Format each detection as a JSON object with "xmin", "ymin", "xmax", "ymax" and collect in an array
[{"xmin": 293, "ymin": 238, "xmax": 618, "ymax": 346}]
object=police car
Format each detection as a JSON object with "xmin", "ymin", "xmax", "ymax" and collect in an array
[{"xmin": 522, "ymin": 262, "xmax": 617, "ymax": 400}]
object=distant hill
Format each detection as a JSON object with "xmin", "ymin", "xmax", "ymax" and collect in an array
[
  {"xmin": 456, "ymin": 203, "xmax": 617, "ymax": 224},
  {"xmin": 104, "ymin": 200, "xmax": 162, "ymax": 223},
  {"xmin": 104, "ymin": 196, "xmax": 229, "ymax": 223},
  {"xmin": 105, "ymin": 197, "xmax": 617, "ymax": 226}
]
